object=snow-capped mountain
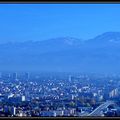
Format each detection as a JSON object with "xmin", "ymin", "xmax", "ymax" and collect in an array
[{"xmin": 0, "ymin": 32, "xmax": 120, "ymax": 73}]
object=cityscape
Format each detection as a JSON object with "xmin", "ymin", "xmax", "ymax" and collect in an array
[
  {"xmin": 0, "ymin": 3, "xmax": 120, "ymax": 118},
  {"xmin": 0, "ymin": 72, "xmax": 120, "ymax": 117}
]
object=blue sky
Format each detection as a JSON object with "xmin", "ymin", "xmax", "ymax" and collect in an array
[{"xmin": 0, "ymin": 3, "xmax": 120, "ymax": 43}]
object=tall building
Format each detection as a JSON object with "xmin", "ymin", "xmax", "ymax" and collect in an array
[
  {"xmin": 0, "ymin": 72, "xmax": 2, "ymax": 78},
  {"xmin": 68, "ymin": 75, "xmax": 72, "ymax": 82},
  {"xmin": 24, "ymin": 72, "xmax": 29, "ymax": 80},
  {"xmin": 109, "ymin": 88, "xmax": 119, "ymax": 98},
  {"xmin": 8, "ymin": 73, "xmax": 11, "ymax": 79},
  {"xmin": 21, "ymin": 96, "xmax": 26, "ymax": 102},
  {"xmin": 11, "ymin": 106, "xmax": 16, "ymax": 116},
  {"xmin": 12, "ymin": 72, "xmax": 17, "ymax": 80}
]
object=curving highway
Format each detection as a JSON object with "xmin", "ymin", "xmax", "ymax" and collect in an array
[{"xmin": 87, "ymin": 101, "xmax": 115, "ymax": 116}]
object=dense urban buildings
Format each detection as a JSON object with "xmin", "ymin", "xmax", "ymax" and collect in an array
[{"xmin": 0, "ymin": 72, "xmax": 120, "ymax": 117}]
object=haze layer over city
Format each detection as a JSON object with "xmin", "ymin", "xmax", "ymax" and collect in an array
[{"xmin": 0, "ymin": 3, "xmax": 120, "ymax": 117}]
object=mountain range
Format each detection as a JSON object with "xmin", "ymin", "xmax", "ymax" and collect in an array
[{"xmin": 1, "ymin": 32, "xmax": 120, "ymax": 73}]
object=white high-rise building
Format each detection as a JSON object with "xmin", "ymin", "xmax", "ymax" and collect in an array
[
  {"xmin": 12, "ymin": 72, "xmax": 18, "ymax": 80},
  {"xmin": 109, "ymin": 88, "xmax": 118, "ymax": 98},
  {"xmin": 0, "ymin": 72, "xmax": 2, "ymax": 78},
  {"xmin": 24, "ymin": 72, "xmax": 29, "ymax": 80},
  {"xmin": 11, "ymin": 106, "xmax": 16, "ymax": 116},
  {"xmin": 13, "ymin": 107, "xmax": 16, "ymax": 115},
  {"xmin": 68, "ymin": 75, "xmax": 72, "ymax": 82},
  {"xmin": 21, "ymin": 95, "xmax": 25, "ymax": 101}
]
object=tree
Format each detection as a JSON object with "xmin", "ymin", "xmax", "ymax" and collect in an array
[
  {"xmin": 86, "ymin": 103, "xmax": 91, "ymax": 107},
  {"xmin": 90, "ymin": 98, "xmax": 96, "ymax": 106},
  {"xmin": 69, "ymin": 101, "xmax": 75, "ymax": 107}
]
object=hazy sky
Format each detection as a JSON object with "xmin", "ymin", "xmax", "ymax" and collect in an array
[{"xmin": 0, "ymin": 3, "xmax": 120, "ymax": 43}]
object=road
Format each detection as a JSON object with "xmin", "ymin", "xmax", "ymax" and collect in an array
[{"xmin": 87, "ymin": 101, "xmax": 115, "ymax": 116}]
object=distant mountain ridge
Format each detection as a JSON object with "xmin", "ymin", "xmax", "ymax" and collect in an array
[{"xmin": 1, "ymin": 32, "xmax": 120, "ymax": 73}]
